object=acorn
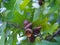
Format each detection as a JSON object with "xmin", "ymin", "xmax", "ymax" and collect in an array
[
  {"xmin": 33, "ymin": 26, "xmax": 41, "ymax": 35},
  {"xmin": 24, "ymin": 20, "xmax": 29, "ymax": 26},
  {"xmin": 25, "ymin": 28, "xmax": 33, "ymax": 37},
  {"xmin": 29, "ymin": 35, "xmax": 35, "ymax": 42},
  {"xmin": 24, "ymin": 23, "xmax": 32, "ymax": 29}
]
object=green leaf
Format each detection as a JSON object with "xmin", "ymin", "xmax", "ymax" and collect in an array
[
  {"xmin": 11, "ymin": 11, "xmax": 28, "ymax": 28},
  {"xmin": 33, "ymin": 8, "xmax": 40, "ymax": 22},
  {"xmin": 0, "ymin": 22, "xmax": 6, "ymax": 45},
  {"xmin": 54, "ymin": 36, "xmax": 60, "ymax": 42},
  {"xmin": 20, "ymin": 0, "xmax": 30, "ymax": 10},
  {"xmin": 35, "ymin": 40, "xmax": 57, "ymax": 45},
  {"xmin": 54, "ymin": 36, "xmax": 60, "ymax": 45},
  {"xmin": 40, "ymin": 40, "xmax": 57, "ymax": 45},
  {"xmin": 47, "ymin": 23, "xmax": 59, "ymax": 34},
  {"xmin": 12, "ymin": 32, "xmax": 17, "ymax": 45},
  {"xmin": 48, "ymin": 5, "xmax": 59, "ymax": 14},
  {"xmin": 7, "ymin": 37, "xmax": 13, "ymax": 45},
  {"xmin": 4, "ymin": 0, "xmax": 16, "ymax": 10},
  {"xmin": 55, "ymin": 0, "xmax": 60, "ymax": 5},
  {"xmin": 6, "ymin": 28, "xmax": 17, "ymax": 45},
  {"xmin": 5, "ymin": 10, "xmax": 14, "ymax": 21},
  {"xmin": 14, "ymin": 0, "xmax": 23, "ymax": 15}
]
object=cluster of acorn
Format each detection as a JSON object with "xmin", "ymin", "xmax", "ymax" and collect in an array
[{"xmin": 24, "ymin": 20, "xmax": 41, "ymax": 42}]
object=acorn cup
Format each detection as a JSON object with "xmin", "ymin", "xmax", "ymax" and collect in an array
[
  {"xmin": 33, "ymin": 26, "xmax": 41, "ymax": 35},
  {"xmin": 25, "ymin": 28, "xmax": 33, "ymax": 38}
]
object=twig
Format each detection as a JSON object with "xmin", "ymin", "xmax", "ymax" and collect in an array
[{"xmin": 46, "ymin": 28, "xmax": 60, "ymax": 41}]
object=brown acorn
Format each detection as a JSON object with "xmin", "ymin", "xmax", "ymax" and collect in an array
[
  {"xmin": 24, "ymin": 23, "xmax": 32, "ymax": 29},
  {"xmin": 33, "ymin": 26, "xmax": 41, "ymax": 35},
  {"xmin": 29, "ymin": 35, "xmax": 35, "ymax": 42},
  {"xmin": 25, "ymin": 28, "xmax": 33, "ymax": 37},
  {"xmin": 24, "ymin": 20, "xmax": 29, "ymax": 26}
]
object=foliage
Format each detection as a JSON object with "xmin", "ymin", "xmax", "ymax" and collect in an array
[{"xmin": 0, "ymin": 0, "xmax": 60, "ymax": 45}]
